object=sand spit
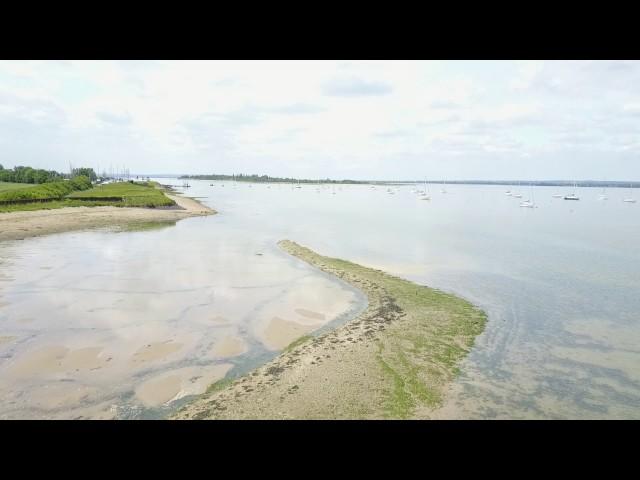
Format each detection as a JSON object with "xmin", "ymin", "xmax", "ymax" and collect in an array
[
  {"xmin": 0, "ymin": 192, "xmax": 215, "ymax": 242},
  {"xmin": 173, "ymin": 240, "xmax": 486, "ymax": 420}
]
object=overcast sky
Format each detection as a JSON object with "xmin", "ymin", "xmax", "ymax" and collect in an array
[{"xmin": 1, "ymin": 60, "xmax": 639, "ymax": 180}]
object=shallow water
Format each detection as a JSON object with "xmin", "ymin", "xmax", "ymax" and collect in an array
[
  {"xmin": 0, "ymin": 203, "xmax": 366, "ymax": 419},
  {"xmin": 1, "ymin": 179, "xmax": 639, "ymax": 418}
]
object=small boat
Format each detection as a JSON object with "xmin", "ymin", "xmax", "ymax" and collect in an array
[
  {"xmin": 511, "ymin": 182, "xmax": 522, "ymax": 198},
  {"xmin": 597, "ymin": 186, "xmax": 608, "ymax": 200},
  {"xmin": 520, "ymin": 184, "xmax": 536, "ymax": 208},
  {"xmin": 623, "ymin": 184, "xmax": 636, "ymax": 203},
  {"xmin": 420, "ymin": 178, "xmax": 430, "ymax": 200},
  {"xmin": 564, "ymin": 181, "xmax": 579, "ymax": 200},
  {"xmin": 505, "ymin": 190, "xmax": 512, "ymax": 196}
]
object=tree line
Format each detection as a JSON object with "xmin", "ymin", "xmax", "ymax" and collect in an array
[
  {"xmin": 0, "ymin": 164, "xmax": 97, "ymax": 184},
  {"xmin": 181, "ymin": 173, "xmax": 366, "ymax": 184}
]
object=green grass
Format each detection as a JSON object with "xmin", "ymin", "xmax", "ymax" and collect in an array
[
  {"xmin": 0, "ymin": 179, "xmax": 88, "ymax": 202},
  {"xmin": 0, "ymin": 199, "xmax": 121, "ymax": 213},
  {"xmin": 0, "ymin": 180, "xmax": 175, "ymax": 212},
  {"xmin": 284, "ymin": 335, "xmax": 313, "ymax": 352},
  {"xmin": 205, "ymin": 377, "xmax": 235, "ymax": 395},
  {"xmin": 0, "ymin": 182, "xmax": 39, "ymax": 193},
  {"xmin": 67, "ymin": 181, "xmax": 175, "ymax": 208}
]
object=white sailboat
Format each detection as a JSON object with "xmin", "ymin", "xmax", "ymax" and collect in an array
[
  {"xmin": 420, "ymin": 179, "xmax": 430, "ymax": 200},
  {"xmin": 441, "ymin": 180, "xmax": 447, "ymax": 194},
  {"xmin": 520, "ymin": 184, "xmax": 536, "ymax": 208},
  {"xmin": 598, "ymin": 186, "xmax": 608, "ymax": 200},
  {"xmin": 512, "ymin": 181, "xmax": 522, "ymax": 198},
  {"xmin": 623, "ymin": 184, "xmax": 636, "ymax": 203},
  {"xmin": 564, "ymin": 181, "xmax": 579, "ymax": 200}
]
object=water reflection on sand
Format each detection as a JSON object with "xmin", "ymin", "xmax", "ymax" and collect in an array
[{"xmin": 0, "ymin": 224, "xmax": 366, "ymax": 419}]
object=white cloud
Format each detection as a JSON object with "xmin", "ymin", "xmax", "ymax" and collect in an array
[{"xmin": 0, "ymin": 60, "xmax": 639, "ymax": 180}]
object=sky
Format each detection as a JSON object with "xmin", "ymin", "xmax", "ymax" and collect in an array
[{"xmin": 0, "ymin": 60, "xmax": 639, "ymax": 181}]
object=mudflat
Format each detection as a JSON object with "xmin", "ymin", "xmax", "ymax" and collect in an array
[
  {"xmin": 0, "ymin": 193, "xmax": 215, "ymax": 242},
  {"xmin": 173, "ymin": 240, "xmax": 486, "ymax": 420}
]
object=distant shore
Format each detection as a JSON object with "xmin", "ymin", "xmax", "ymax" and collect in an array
[
  {"xmin": 179, "ymin": 174, "xmax": 640, "ymax": 189},
  {"xmin": 0, "ymin": 191, "xmax": 215, "ymax": 242},
  {"xmin": 173, "ymin": 240, "xmax": 486, "ymax": 420}
]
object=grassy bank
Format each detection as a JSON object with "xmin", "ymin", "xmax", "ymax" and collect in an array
[
  {"xmin": 173, "ymin": 240, "xmax": 486, "ymax": 420},
  {"xmin": 0, "ymin": 181, "xmax": 175, "ymax": 213},
  {"xmin": 0, "ymin": 182, "xmax": 39, "ymax": 193},
  {"xmin": 67, "ymin": 181, "xmax": 175, "ymax": 208}
]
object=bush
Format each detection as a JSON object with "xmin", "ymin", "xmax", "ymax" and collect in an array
[{"xmin": 0, "ymin": 176, "xmax": 92, "ymax": 202}]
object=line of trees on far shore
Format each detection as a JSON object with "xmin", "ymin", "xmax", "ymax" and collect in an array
[
  {"xmin": 0, "ymin": 164, "xmax": 97, "ymax": 184},
  {"xmin": 181, "ymin": 173, "xmax": 366, "ymax": 184}
]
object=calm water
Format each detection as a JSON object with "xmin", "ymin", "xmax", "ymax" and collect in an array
[{"xmin": 1, "ymin": 179, "xmax": 639, "ymax": 418}]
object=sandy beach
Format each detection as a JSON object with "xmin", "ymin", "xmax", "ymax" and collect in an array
[
  {"xmin": 172, "ymin": 240, "xmax": 486, "ymax": 420},
  {"xmin": 0, "ymin": 192, "xmax": 215, "ymax": 242}
]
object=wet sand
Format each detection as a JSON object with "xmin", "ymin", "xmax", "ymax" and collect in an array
[
  {"xmin": 135, "ymin": 364, "xmax": 233, "ymax": 407},
  {"xmin": 7, "ymin": 345, "xmax": 110, "ymax": 377},
  {"xmin": 261, "ymin": 316, "xmax": 321, "ymax": 350},
  {"xmin": 0, "ymin": 192, "xmax": 215, "ymax": 242},
  {"xmin": 131, "ymin": 341, "xmax": 184, "ymax": 364},
  {"xmin": 210, "ymin": 336, "xmax": 248, "ymax": 358},
  {"xmin": 173, "ymin": 240, "xmax": 486, "ymax": 420}
]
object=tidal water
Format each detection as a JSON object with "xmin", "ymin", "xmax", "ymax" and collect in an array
[{"xmin": 1, "ymin": 179, "xmax": 639, "ymax": 418}]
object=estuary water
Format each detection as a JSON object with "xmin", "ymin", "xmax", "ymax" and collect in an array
[{"xmin": 1, "ymin": 179, "xmax": 639, "ymax": 418}]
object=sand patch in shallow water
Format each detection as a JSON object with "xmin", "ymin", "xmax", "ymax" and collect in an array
[
  {"xmin": 135, "ymin": 364, "xmax": 233, "ymax": 407},
  {"xmin": 8, "ymin": 346, "xmax": 69, "ymax": 376},
  {"xmin": 0, "ymin": 336, "xmax": 16, "ymax": 345},
  {"xmin": 210, "ymin": 336, "xmax": 247, "ymax": 358},
  {"xmin": 31, "ymin": 383, "xmax": 100, "ymax": 411},
  {"xmin": 210, "ymin": 315, "xmax": 234, "ymax": 325},
  {"xmin": 261, "ymin": 316, "xmax": 321, "ymax": 351},
  {"xmin": 63, "ymin": 347, "xmax": 106, "ymax": 371},
  {"xmin": 295, "ymin": 308, "xmax": 326, "ymax": 321},
  {"xmin": 131, "ymin": 340, "xmax": 183, "ymax": 364},
  {"xmin": 8, "ymin": 345, "xmax": 109, "ymax": 377}
]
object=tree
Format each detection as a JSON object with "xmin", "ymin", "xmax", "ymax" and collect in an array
[{"xmin": 72, "ymin": 167, "xmax": 97, "ymax": 182}]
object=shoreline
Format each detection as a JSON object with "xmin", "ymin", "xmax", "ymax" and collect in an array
[
  {"xmin": 0, "ymin": 192, "xmax": 215, "ymax": 242},
  {"xmin": 172, "ymin": 240, "xmax": 486, "ymax": 419}
]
